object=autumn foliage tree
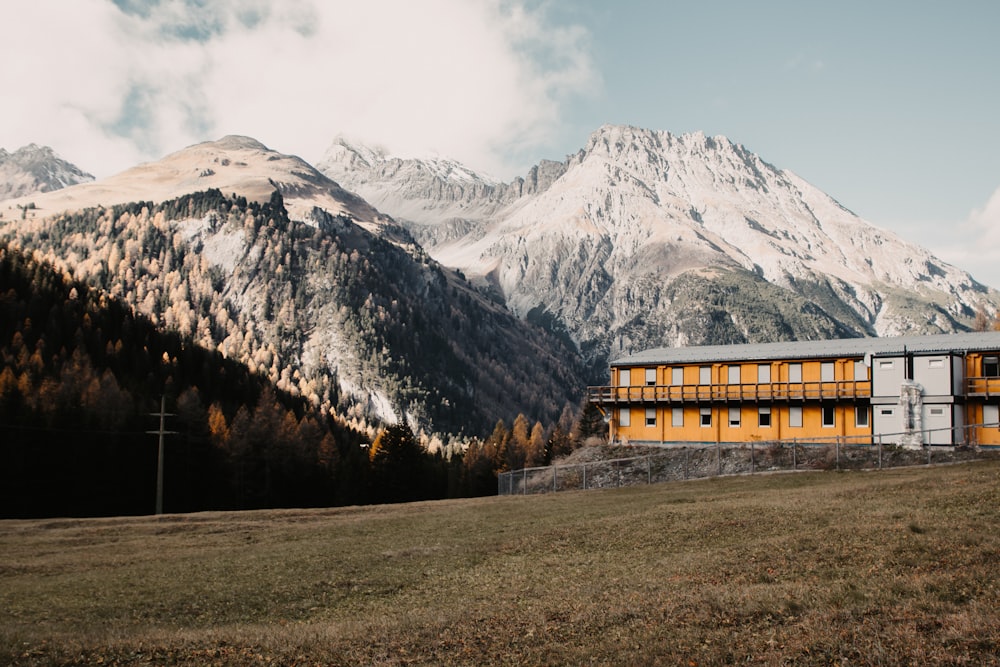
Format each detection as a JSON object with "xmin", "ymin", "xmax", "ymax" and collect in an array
[{"xmin": 0, "ymin": 244, "xmax": 364, "ymax": 517}]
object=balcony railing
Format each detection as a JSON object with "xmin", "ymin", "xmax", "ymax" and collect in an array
[
  {"xmin": 587, "ymin": 381, "xmax": 872, "ymax": 404},
  {"xmin": 966, "ymin": 376, "xmax": 1000, "ymax": 397}
]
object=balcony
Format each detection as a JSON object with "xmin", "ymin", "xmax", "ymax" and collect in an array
[
  {"xmin": 587, "ymin": 381, "xmax": 873, "ymax": 405},
  {"xmin": 966, "ymin": 376, "xmax": 1000, "ymax": 397}
]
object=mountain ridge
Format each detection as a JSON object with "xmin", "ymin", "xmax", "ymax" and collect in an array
[{"xmin": 318, "ymin": 124, "xmax": 997, "ymax": 370}]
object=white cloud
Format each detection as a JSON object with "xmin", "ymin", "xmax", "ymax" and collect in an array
[
  {"xmin": 969, "ymin": 186, "xmax": 1000, "ymax": 235},
  {"xmin": 0, "ymin": 0, "xmax": 596, "ymax": 178},
  {"xmin": 924, "ymin": 186, "xmax": 1000, "ymax": 289}
]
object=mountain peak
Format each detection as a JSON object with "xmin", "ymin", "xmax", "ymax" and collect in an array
[
  {"xmin": 208, "ymin": 135, "xmax": 271, "ymax": 151},
  {"xmin": 5, "ymin": 136, "xmax": 391, "ymax": 232},
  {"xmin": 585, "ymin": 124, "xmax": 742, "ymax": 157},
  {"xmin": 0, "ymin": 143, "xmax": 94, "ymax": 201}
]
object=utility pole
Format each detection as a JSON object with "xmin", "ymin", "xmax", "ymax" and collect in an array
[{"xmin": 147, "ymin": 395, "xmax": 176, "ymax": 515}]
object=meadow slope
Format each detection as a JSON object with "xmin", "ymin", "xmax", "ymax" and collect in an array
[{"xmin": 2, "ymin": 461, "xmax": 1000, "ymax": 665}]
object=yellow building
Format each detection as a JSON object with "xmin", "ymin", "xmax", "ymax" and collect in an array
[{"xmin": 588, "ymin": 332, "xmax": 1000, "ymax": 448}]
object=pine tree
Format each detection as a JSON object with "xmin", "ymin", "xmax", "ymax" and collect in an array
[{"xmin": 369, "ymin": 422, "xmax": 423, "ymax": 503}]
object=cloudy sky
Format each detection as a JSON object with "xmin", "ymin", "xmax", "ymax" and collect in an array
[{"xmin": 2, "ymin": 0, "xmax": 999, "ymax": 285}]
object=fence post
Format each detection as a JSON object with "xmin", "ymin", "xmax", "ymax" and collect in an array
[
  {"xmin": 717, "ymin": 441, "xmax": 722, "ymax": 476},
  {"xmin": 647, "ymin": 456, "xmax": 651, "ymax": 485},
  {"xmin": 553, "ymin": 465, "xmax": 557, "ymax": 492},
  {"xmin": 583, "ymin": 463, "xmax": 587, "ymax": 491},
  {"xmin": 927, "ymin": 444, "xmax": 931, "ymax": 466},
  {"xmin": 751, "ymin": 440, "xmax": 755, "ymax": 474},
  {"xmin": 878, "ymin": 435, "xmax": 882, "ymax": 470},
  {"xmin": 684, "ymin": 448, "xmax": 690, "ymax": 480},
  {"xmin": 523, "ymin": 468, "xmax": 527, "ymax": 495},
  {"xmin": 836, "ymin": 436, "xmax": 840, "ymax": 470},
  {"xmin": 616, "ymin": 460, "xmax": 621, "ymax": 488},
  {"xmin": 792, "ymin": 438, "xmax": 797, "ymax": 470}
]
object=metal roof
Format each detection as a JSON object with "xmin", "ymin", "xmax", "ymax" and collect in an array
[{"xmin": 611, "ymin": 331, "xmax": 1000, "ymax": 367}]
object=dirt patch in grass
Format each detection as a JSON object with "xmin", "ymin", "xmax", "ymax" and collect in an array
[{"xmin": 3, "ymin": 463, "xmax": 1000, "ymax": 665}]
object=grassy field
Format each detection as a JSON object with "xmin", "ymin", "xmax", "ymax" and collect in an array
[{"xmin": 2, "ymin": 462, "xmax": 1000, "ymax": 666}]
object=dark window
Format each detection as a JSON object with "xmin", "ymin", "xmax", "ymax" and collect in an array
[
  {"xmin": 984, "ymin": 356, "xmax": 999, "ymax": 377},
  {"xmin": 822, "ymin": 405, "xmax": 835, "ymax": 427}
]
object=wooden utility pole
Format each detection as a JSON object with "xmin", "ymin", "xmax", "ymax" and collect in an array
[{"xmin": 147, "ymin": 395, "xmax": 176, "ymax": 515}]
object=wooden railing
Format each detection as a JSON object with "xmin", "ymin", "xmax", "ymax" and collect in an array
[
  {"xmin": 966, "ymin": 376, "xmax": 1000, "ymax": 397},
  {"xmin": 587, "ymin": 381, "xmax": 872, "ymax": 404}
]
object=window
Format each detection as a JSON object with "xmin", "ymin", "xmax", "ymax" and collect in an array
[
  {"xmin": 619, "ymin": 369, "xmax": 631, "ymax": 386},
  {"xmin": 758, "ymin": 364, "xmax": 771, "ymax": 383},
  {"xmin": 855, "ymin": 406, "xmax": 869, "ymax": 428},
  {"xmin": 789, "ymin": 406, "xmax": 802, "ymax": 427},
  {"xmin": 984, "ymin": 405, "xmax": 999, "ymax": 426},
  {"xmin": 821, "ymin": 362, "xmax": 835, "ymax": 383},
  {"xmin": 984, "ymin": 357, "xmax": 999, "ymax": 377},
  {"xmin": 788, "ymin": 363, "xmax": 802, "ymax": 383},
  {"xmin": 728, "ymin": 407, "xmax": 741, "ymax": 427},
  {"xmin": 822, "ymin": 405, "xmax": 835, "ymax": 427},
  {"xmin": 672, "ymin": 407, "xmax": 684, "ymax": 427},
  {"xmin": 671, "ymin": 367, "xmax": 684, "ymax": 385},
  {"xmin": 699, "ymin": 366, "xmax": 711, "ymax": 385},
  {"xmin": 758, "ymin": 407, "xmax": 772, "ymax": 427},
  {"xmin": 700, "ymin": 407, "xmax": 712, "ymax": 427},
  {"xmin": 619, "ymin": 408, "xmax": 631, "ymax": 427},
  {"xmin": 880, "ymin": 408, "xmax": 895, "ymax": 416},
  {"xmin": 929, "ymin": 407, "xmax": 945, "ymax": 416},
  {"xmin": 645, "ymin": 408, "xmax": 656, "ymax": 427},
  {"xmin": 928, "ymin": 358, "xmax": 944, "ymax": 370},
  {"xmin": 728, "ymin": 365, "xmax": 741, "ymax": 385},
  {"xmin": 854, "ymin": 361, "xmax": 868, "ymax": 381},
  {"xmin": 645, "ymin": 368, "xmax": 656, "ymax": 386},
  {"xmin": 878, "ymin": 360, "xmax": 894, "ymax": 370}
]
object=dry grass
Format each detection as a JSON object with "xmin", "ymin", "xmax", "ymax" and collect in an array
[{"xmin": 3, "ymin": 462, "xmax": 1000, "ymax": 665}]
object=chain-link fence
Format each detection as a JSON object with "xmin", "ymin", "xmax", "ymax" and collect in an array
[{"xmin": 498, "ymin": 427, "xmax": 998, "ymax": 496}]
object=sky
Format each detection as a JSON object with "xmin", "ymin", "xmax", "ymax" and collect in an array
[{"xmin": 1, "ymin": 0, "xmax": 998, "ymax": 286}]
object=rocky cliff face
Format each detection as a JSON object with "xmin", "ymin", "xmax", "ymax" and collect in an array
[
  {"xmin": 0, "ymin": 144, "xmax": 94, "ymax": 201},
  {"xmin": 320, "ymin": 125, "xmax": 998, "ymax": 378}
]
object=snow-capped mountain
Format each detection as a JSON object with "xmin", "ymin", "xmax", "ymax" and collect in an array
[
  {"xmin": 320, "ymin": 125, "xmax": 998, "ymax": 373},
  {"xmin": 6, "ymin": 128, "xmax": 997, "ymax": 434},
  {"xmin": 0, "ymin": 144, "xmax": 94, "ymax": 201},
  {"xmin": 1, "ymin": 137, "xmax": 583, "ymax": 435}
]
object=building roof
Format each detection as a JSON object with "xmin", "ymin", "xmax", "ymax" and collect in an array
[{"xmin": 611, "ymin": 331, "xmax": 1000, "ymax": 367}]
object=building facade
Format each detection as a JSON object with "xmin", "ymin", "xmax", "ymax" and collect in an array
[{"xmin": 587, "ymin": 332, "xmax": 1000, "ymax": 448}]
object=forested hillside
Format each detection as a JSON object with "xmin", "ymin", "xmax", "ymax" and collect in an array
[
  {"xmin": 0, "ymin": 243, "xmax": 604, "ymax": 517},
  {"xmin": 2, "ymin": 188, "xmax": 583, "ymax": 438},
  {"xmin": 0, "ymin": 243, "xmax": 382, "ymax": 516}
]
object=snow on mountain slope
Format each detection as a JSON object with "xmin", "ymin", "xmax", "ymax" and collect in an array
[
  {"xmin": 319, "ymin": 125, "xmax": 998, "ymax": 366},
  {"xmin": 0, "ymin": 144, "xmax": 94, "ymax": 202},
  {"xmin": 318, "ymin": 137, "xmax": 563, "ymax": 233},
  {"xmin": 5, "ymin": 136, "xmax": 401, "ymax": 238}
]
